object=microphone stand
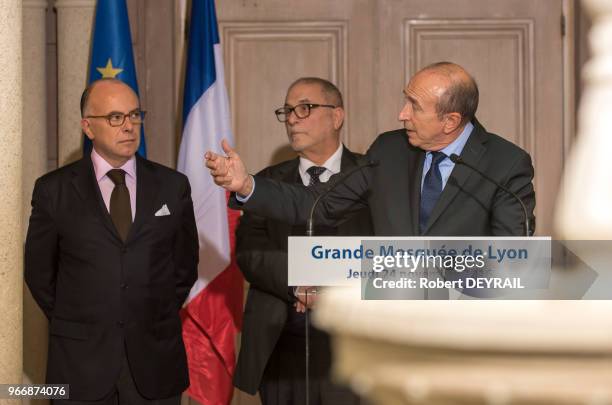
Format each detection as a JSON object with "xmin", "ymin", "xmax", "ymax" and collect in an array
[
  {"xmin": 303, "ymin": 159, "xmax": 379, "ymax": 405},
  {"xmin": 305, "ymin": 289, "xmax": 310, "ymax": 405}
]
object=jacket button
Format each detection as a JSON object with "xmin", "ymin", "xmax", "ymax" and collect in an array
[
  {"xmin": 120, "ymin": 283, "xmax": 128, "ymax": 290},
  {"xmin": 117, "ymin": 321, "xmax": 124, "ymax": 327}
]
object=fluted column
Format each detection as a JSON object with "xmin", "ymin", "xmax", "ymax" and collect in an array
[
  {"xmin": 0, "ymin": 0, "xmax": 23, "ymax": 387},
  {"xmin": 23, "ymin": 0, "xmax": 48, "ymax": 229},
  {"xmin": 22, "ymin": 0, "xmax": 49, "ymax": 395},
  {"xmin": 55, "ymin": 0, "xmax": 95, "ymax": 166}
]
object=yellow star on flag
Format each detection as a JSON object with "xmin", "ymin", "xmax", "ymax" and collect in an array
[{"xmin": 96, "ymin": 58, "xmax": 123, "ymax": 78}]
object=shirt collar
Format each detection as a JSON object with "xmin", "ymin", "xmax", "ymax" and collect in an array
[
  {"xmin": 299, "ymin": 142, "xmax": 343, "ymax": 176},
  {"xmin": 91, "ymin": 148, "xmax": 137, "ymax": 182},
  {"xmin": 435, "ymin": 121, "xmax": 474, "ymax": 159}
]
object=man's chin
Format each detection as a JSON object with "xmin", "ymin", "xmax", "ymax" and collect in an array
[
  {"xmin": 405, "ymin": 132, "xmax": 419, "ymax": 146},
  {"xmin": 290, "ymin": 141, "xmax": 307, "ymax": 153},
  {"xmin": 119, "ymin": 146, "xmax": 139, "ymax": 157}
]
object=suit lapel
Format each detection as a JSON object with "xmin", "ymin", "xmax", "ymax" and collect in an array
[
  {"xmin": 374, "ymin": 134, "xmax": 418, "ymax": 235},
  {"xmin": 339, "ymin": 145, "xmax": 358, "ymax": 170},
  {"xmin": 71, "ymin": 156, "xmax": 123, "ymax": 242},
  {"xmin": 282, "ymin": 159, "xmax": 300, "ymax": 184},
  {"xmin": 127, "ymin": 155, "xmax": 160, "ymax": 243},
  {"xmin": 408, "ymin": 151, "xmax": 425, "ymax": 235},
  {"xmin": 284, "ymin": 160, "xmax": 301, "ymax": 235},
  {"xmin": 423, "ymin": 122, "xmax": 487, "ymax": 234}
]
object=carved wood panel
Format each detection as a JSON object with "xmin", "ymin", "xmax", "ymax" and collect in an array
[
  {"xmin": 221, "ymin": 21, "xmax": 348, "ymax": 172},
  {"xmin": 404, "ymin": 19, "xmax": 535, "ymax": 154}
]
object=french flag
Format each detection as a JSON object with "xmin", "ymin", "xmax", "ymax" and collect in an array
[{"xmin": 177, "ymin": 1, "xmax": 243, "ymax": 404}]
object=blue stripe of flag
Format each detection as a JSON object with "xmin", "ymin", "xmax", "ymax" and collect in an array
[
  {"xmin": 182, "ymin": 0, "xmax": 220, "ymax": 124},
  {"xmin": 85, "ymin": 0, "xmax": 146, "ymax": 158}
]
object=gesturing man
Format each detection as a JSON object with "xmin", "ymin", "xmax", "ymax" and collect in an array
[
  {"xmin": 206, "ymin": 62, "xmax": 535, "ymax": 237},
  {"xmin": 25, "ymin": 78, "xmax": 199, "ymax": 404},
  {"xmin": 234, "ymin": 77, "xmax": 371, "ymax": 404}
]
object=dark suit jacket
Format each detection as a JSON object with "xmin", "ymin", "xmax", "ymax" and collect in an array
[
  {"xmin": 233, "ymin": 146, "xmax": 373, "ymax": 395},
  {"xmin": 231, "ymin": 120, "xmax": 536, "ymax": 236},
  {"xmin": 24, "ymin": 154, "xmax": 199, "ymax": 401}
]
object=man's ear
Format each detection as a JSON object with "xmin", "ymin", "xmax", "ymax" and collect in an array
[
  {"xmin": 443, "ymin": 112, "xmax": 462, "ymax": 134},
  {"xmin": 333, "ymin": 107, "xmax": 345, "ymax": 131},
  {"xmin": 81, "ymin": 118, "xmax": 94, "ymax": 140}
]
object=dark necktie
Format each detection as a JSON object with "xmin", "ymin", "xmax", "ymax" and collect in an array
[
  {"xmin": 107, "ymin": 169, "xmax": 132, "ymax": 242},
  {"xmin": 307, "ymin": 166, "xmax": 326, "ymax": 186},
  {"xmin": 419, "ymin": 152, "xmax": 446, "ymax": 234}
]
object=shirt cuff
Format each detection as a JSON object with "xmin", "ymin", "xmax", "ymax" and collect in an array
[{"xmin": 235, "ymin": 175, "xmax": 255, "ymax": 202}]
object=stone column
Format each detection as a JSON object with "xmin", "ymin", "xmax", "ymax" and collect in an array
[
  {"xmin": 23, "ymin": 0, "xmax": 48, "ymax": 229},
  {"xmin": 556, "ymin": 0, "xmax": 612, "ymax": 239},
  {"xmin": 55, "ymin": 0, "xmax": 95, "ymax": 166},
  {"xmin": 22, "ymin": 0, "xmax": 49, "ymax": 395},
  {"xmin": 0, "ymin": 0, "xmax": 23, "ymax": 388},
  {"xmin": 316, "ymin": 290, "xmax": 612, "ymax": 404}
]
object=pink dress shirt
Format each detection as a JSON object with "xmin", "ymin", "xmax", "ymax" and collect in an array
[{"xmin": 91, "ymin": 148, "xmax": 137, "ymax": 220}]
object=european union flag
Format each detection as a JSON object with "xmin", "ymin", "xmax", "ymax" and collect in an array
[{"xmin": 85, "ymin": 0, "xmax": 146, "ymax": 157}]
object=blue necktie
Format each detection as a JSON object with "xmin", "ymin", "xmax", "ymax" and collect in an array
[{"xmin": 419, "ymin": 152, "xmax": 446, "ymax": 234}]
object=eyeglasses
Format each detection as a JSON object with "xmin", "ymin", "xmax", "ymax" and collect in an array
[
  {"xmin": 274, "ymin": 103, "xmax": 336, "ymax": 122},
  {"xmin": 85, "ymin": 109, "xmax": 146, "ymax": 127}
]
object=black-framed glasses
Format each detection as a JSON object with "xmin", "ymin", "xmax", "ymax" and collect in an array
[
  {"xmin": 274, "ymin": 103, "xmax": 336, "ymax": 122},
  {"xmin": 85, "ymin": 109, "xmax": 146, "ymax": 127}
]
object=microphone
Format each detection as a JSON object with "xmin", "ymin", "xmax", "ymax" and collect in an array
[
  {"xmin": 306, "ymin": 158, "xmax": 379, "ymax": 236},
  {"xmin": 449, "ymin": 153, "xmax": 532, "ymax": 236}
]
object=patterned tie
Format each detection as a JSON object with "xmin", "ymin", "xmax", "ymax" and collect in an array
[
  {"xmin": 419, "ymin": 152, "xmax": 446, "ymax": 234},
  {"xmin": 307, "ymin": 166, "xmax": 326, "ymax": 186},
  {"xmin": 107, "ymin": 169, "xmax": 132, "ymax": 242}
]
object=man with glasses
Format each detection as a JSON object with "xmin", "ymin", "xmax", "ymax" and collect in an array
[
  {"xmin": 233, "ymin": 77, "xmax": 371, "ymax": 404},
  {"xmin": 25, "ymin": 78, "xmax": 198, "ymax": 404}
]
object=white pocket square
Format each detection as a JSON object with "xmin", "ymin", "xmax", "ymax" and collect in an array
[{"xmin": 155, "ymin": 204, "xmax": 171, "ymax": 217}]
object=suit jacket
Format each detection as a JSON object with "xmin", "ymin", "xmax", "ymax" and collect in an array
[
  {"xmin": 233, "ymin": 146, "xmax": 373, "ymax": 395},
  {"xmin": 231, "ymin": 120, "xmax": 536, "ymax": 236},
  {"xmin": 24, "ymin": 154, "xmax": 199, "ymax": 401}
]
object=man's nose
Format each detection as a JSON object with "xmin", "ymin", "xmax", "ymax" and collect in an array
[
  {"xmin": 122, "ymin": 116, "xmax": 134, "ymax": 131},
  {"xmin": 399, "ymin": 103, "xmax": 412, "ymax": 121},
  {"xmin": 287, "ymin": 109, "xmax": 300, "ymax": 125}
]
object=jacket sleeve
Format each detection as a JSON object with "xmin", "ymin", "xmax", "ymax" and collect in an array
[
  {"xmin": 173, "ymin": 177, "xmax": 199, "ymax": 308},
  {"xmin": 24, "ymin": 178, "xmax": 59, "ymax": 320},
  {"xmin": 230, "ymin": 161, "xmax": 372, "ymax": 226},
  {"xmin": 235, "ymin": 164, "xmax": 294, "ymax": 302},
  {"xmin": 235, "ymin": 210, "xmax": 294, "ymax": 303}
]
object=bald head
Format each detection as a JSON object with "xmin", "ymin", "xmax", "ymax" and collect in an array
[
  {"xmin": 80, "ymin": 78, "xmax": 139, "ymax": 117},
  {"xmin": 287, "ymin": 77, "xmax": 343, "ymax": 108},
  {"xmin": 416, "ymin": 62, "xmax": 479, "ymax": 125}
]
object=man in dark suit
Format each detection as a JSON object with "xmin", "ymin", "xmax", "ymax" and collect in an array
[
  {"xmin": 25, "ymin": 78, "xmax": 199, "ymax": 405},
  {"xmin": 234, "ymin": 78, "xmax": 371, "ymax": 404},
  {"xmin": 206, "ymin": 62, "xmax": 535, "ymax": 236}
]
